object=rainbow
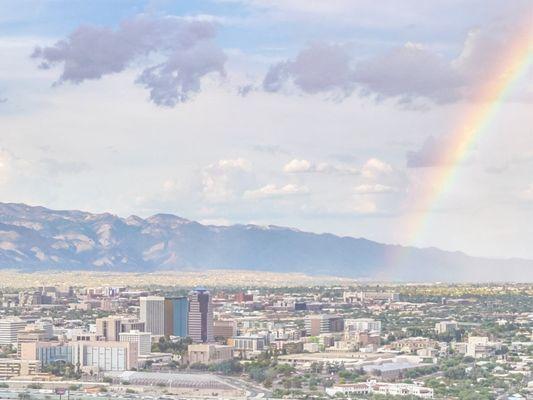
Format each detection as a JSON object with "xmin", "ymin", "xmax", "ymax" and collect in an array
[{"xmin": 403, "ymin": 21, "xmax": 533, "ymax": 246}]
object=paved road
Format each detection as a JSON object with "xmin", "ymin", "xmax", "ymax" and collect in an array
[{"xmin": 222, "ymin": 376, "xmax": 271, "ymax": 399}]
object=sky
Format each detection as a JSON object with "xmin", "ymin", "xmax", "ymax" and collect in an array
[{"xmin": 0, "ymin": 0, "xmax": 532, "ymax": 259}]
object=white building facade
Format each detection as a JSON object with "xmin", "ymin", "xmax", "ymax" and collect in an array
[{"xmin": 139, "ymin": 296, "xmax": 165, "ymax": 336}]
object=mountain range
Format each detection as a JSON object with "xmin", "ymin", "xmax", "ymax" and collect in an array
[{"xmin": 0, "ymin": 202, "xmax": 531, "ymax": 282}]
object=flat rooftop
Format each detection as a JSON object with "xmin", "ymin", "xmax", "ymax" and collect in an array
[{"xmin": 105, "ymin": 371, "xmax": 237, "ymax": 390}]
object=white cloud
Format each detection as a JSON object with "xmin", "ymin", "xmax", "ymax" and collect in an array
[
  {"xmin": 520, "ymin": 184, "xmax": 533, "ymax": 201},
  {"xmin": 283, "ymin": 159, "xmax": 312, "ymax": 173},
  {"xmin": 244, "ymin": 183, "xmax": 309, "ymax": 199},
  {"xmin": 354, "ymin": 183, "xmax": 397, "ymax": 194},
  {"xmin": 283, "ymin": 159, "xmax": 358, "ymax": 174},
  {"xmin": 162, "ymin": 179, "xmax": 179, "ymax": 192},
  {"xmin": 202, "ymin": 158, "xmax": 253, "ymax": 202},
  {"xmin": 352, "ymin": 198, "xmax": 377, "ymax": 214},
  {"xmin": 218, "ymin": 158, "xmax": 252, "ymax": 171},
  {"xmin": 316, "ymin": 162, "xmax": 358, "ymax": 174},
  {"xmin": 361, "ymin": 158, "xmax": 393, "ymax": 178},
  {"xmin": 0, "ymin": 148, "xmax": 13, "ymax": 184}
]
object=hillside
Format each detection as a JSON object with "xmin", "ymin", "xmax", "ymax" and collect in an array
[{"xmin": 0, "ymin": 202, "xmax": 530, "ymax": 282}]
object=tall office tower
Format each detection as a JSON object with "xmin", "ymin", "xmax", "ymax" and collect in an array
[
  {"xmin": 0, "ymin": 317, "xmax": 27, "ymax": 346},
  {"xmin": 164, "ymin": 297, "xmax": 189, "ymax": 337},
  {"xmin": 188, "ymin": 288, "xmax": 214, "ymax": 343},
  {"xmin": 139, "ymin": 296, "xmax": 165, "ymax": 336}
]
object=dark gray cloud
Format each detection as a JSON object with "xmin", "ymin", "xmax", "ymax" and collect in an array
[
  {"xmin": 406, "ymin": 136, "xmax": 449, "ymax": 168},
  {"xmin": 135, "ymin": 41, "xmax": 226, "ymax": 106},
  {"xmin": 237, "ymin": 84, "xmax": 255, "ymax": 97},
  {"xmin": 263, "ymin": 41, "xmax": 464, "ymax": 104},
  {"xmin": 32, "ymin": 15, "xmax": 226, "ymax": 106},
  {"xmin": 355, "ymin": 43, "xmax": 463, "ymax": 103},
  {"xmin": 262, "ymin": 16, "xmax": 531, "ymax": 105},
  {"xmin": 263, "ymin": 42, "xmax": 355, "ymax": 95}
]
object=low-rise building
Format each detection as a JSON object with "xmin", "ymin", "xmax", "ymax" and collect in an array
[
  {"xmin": 435, "ymin": 321, "xmax": 458, "ymax": 335},
  {"xmin": 466, "ymin": 336, "xmax": 500, "ymax": 359},
  {"xmin": 21, "ymin": 340, "xmax": 138, "ymax": 372},
  {"xmin": 228, "ymin": 335, "xmax": 266, "ymax": 359},
  {"xmin": 0, "ymin": 359, "xmax": 41, "ymax": 378},
  {"xmin": 213, "ymin": 320, "xmax": 237, "ymax": 339},
  {"xmin": 188, "ymin": 344, "xmax": 233, "ymax": 365},
  {"xmin": 345, "ymin": 318, "xmax": 382, "ymax": 335},
  {"xmin": 326, "ymin": 380, "xmax": 433, "ymax": 398},
  {"xmin": 119, "ymin": 330, "xmax": 152, "ymax": 356}
]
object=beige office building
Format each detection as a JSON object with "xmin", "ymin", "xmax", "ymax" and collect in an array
[{"xmin": 188, "ymin": 344, "xmax": 233, "ymax": 365}]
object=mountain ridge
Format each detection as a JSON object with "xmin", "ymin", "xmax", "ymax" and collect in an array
[{"xmin": 0, "ymin": 202, "xmax": 531, "ymax": 282}]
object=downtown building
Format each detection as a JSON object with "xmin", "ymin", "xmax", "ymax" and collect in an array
[
  {"xmin": 119, "ymin": 330, "xmax": 152, "ymax": 356},
  {"xmin": 0, "ymin": 317, "xmax": 27, "ymax": 346},
  {"xmin": 304, "ymin": 314, "xmax": 344, "ymax": 336},
  {"xmin": 345, "ymin": 318, "xmax": 382, "ymax": 335},
  {"xmin": 96, "ymin": 316, "xmax": 145, "ymax": 341},
  {"xmin": 21, "ymin": 340, "xmax": 138, "ymax": 372},
  {"xmin": 139, "ymin": 296, "xmax": 165, "ymax": 336},
  {"xmin": 71, "ymin": 340, "xmax": 139, "ymax": 372},
  {"xmin": 164, "ymin": 297, "xmax": 188, "ymax": 337},
  {"xmin": 188, "ymin": 288, "xmax": 214, "ymax": 343}
]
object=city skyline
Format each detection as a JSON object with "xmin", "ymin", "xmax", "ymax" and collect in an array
[{"xmin": 1, "ymin": 2, "xmax": 532, "ymax": 399}]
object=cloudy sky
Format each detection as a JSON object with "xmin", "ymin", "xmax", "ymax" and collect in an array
[{"xmin": 0, "ymin": 0, "xmax": 532, "ymax": 259}]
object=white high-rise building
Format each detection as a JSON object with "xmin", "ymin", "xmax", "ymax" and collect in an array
[
  {"xmin": 72, "ymin": 341, "xmax": 138, "ymax": 371},
  {"xmin": 0, "ymin": 318, "xmax": 27, "ymax": 346},
  {"xmin": 119, "ymin": 330, "xmax": 152, "ymax": 356},
  {"xmin": 139, "ymin": 296, "xmax": 165, "ymax": 336}
]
